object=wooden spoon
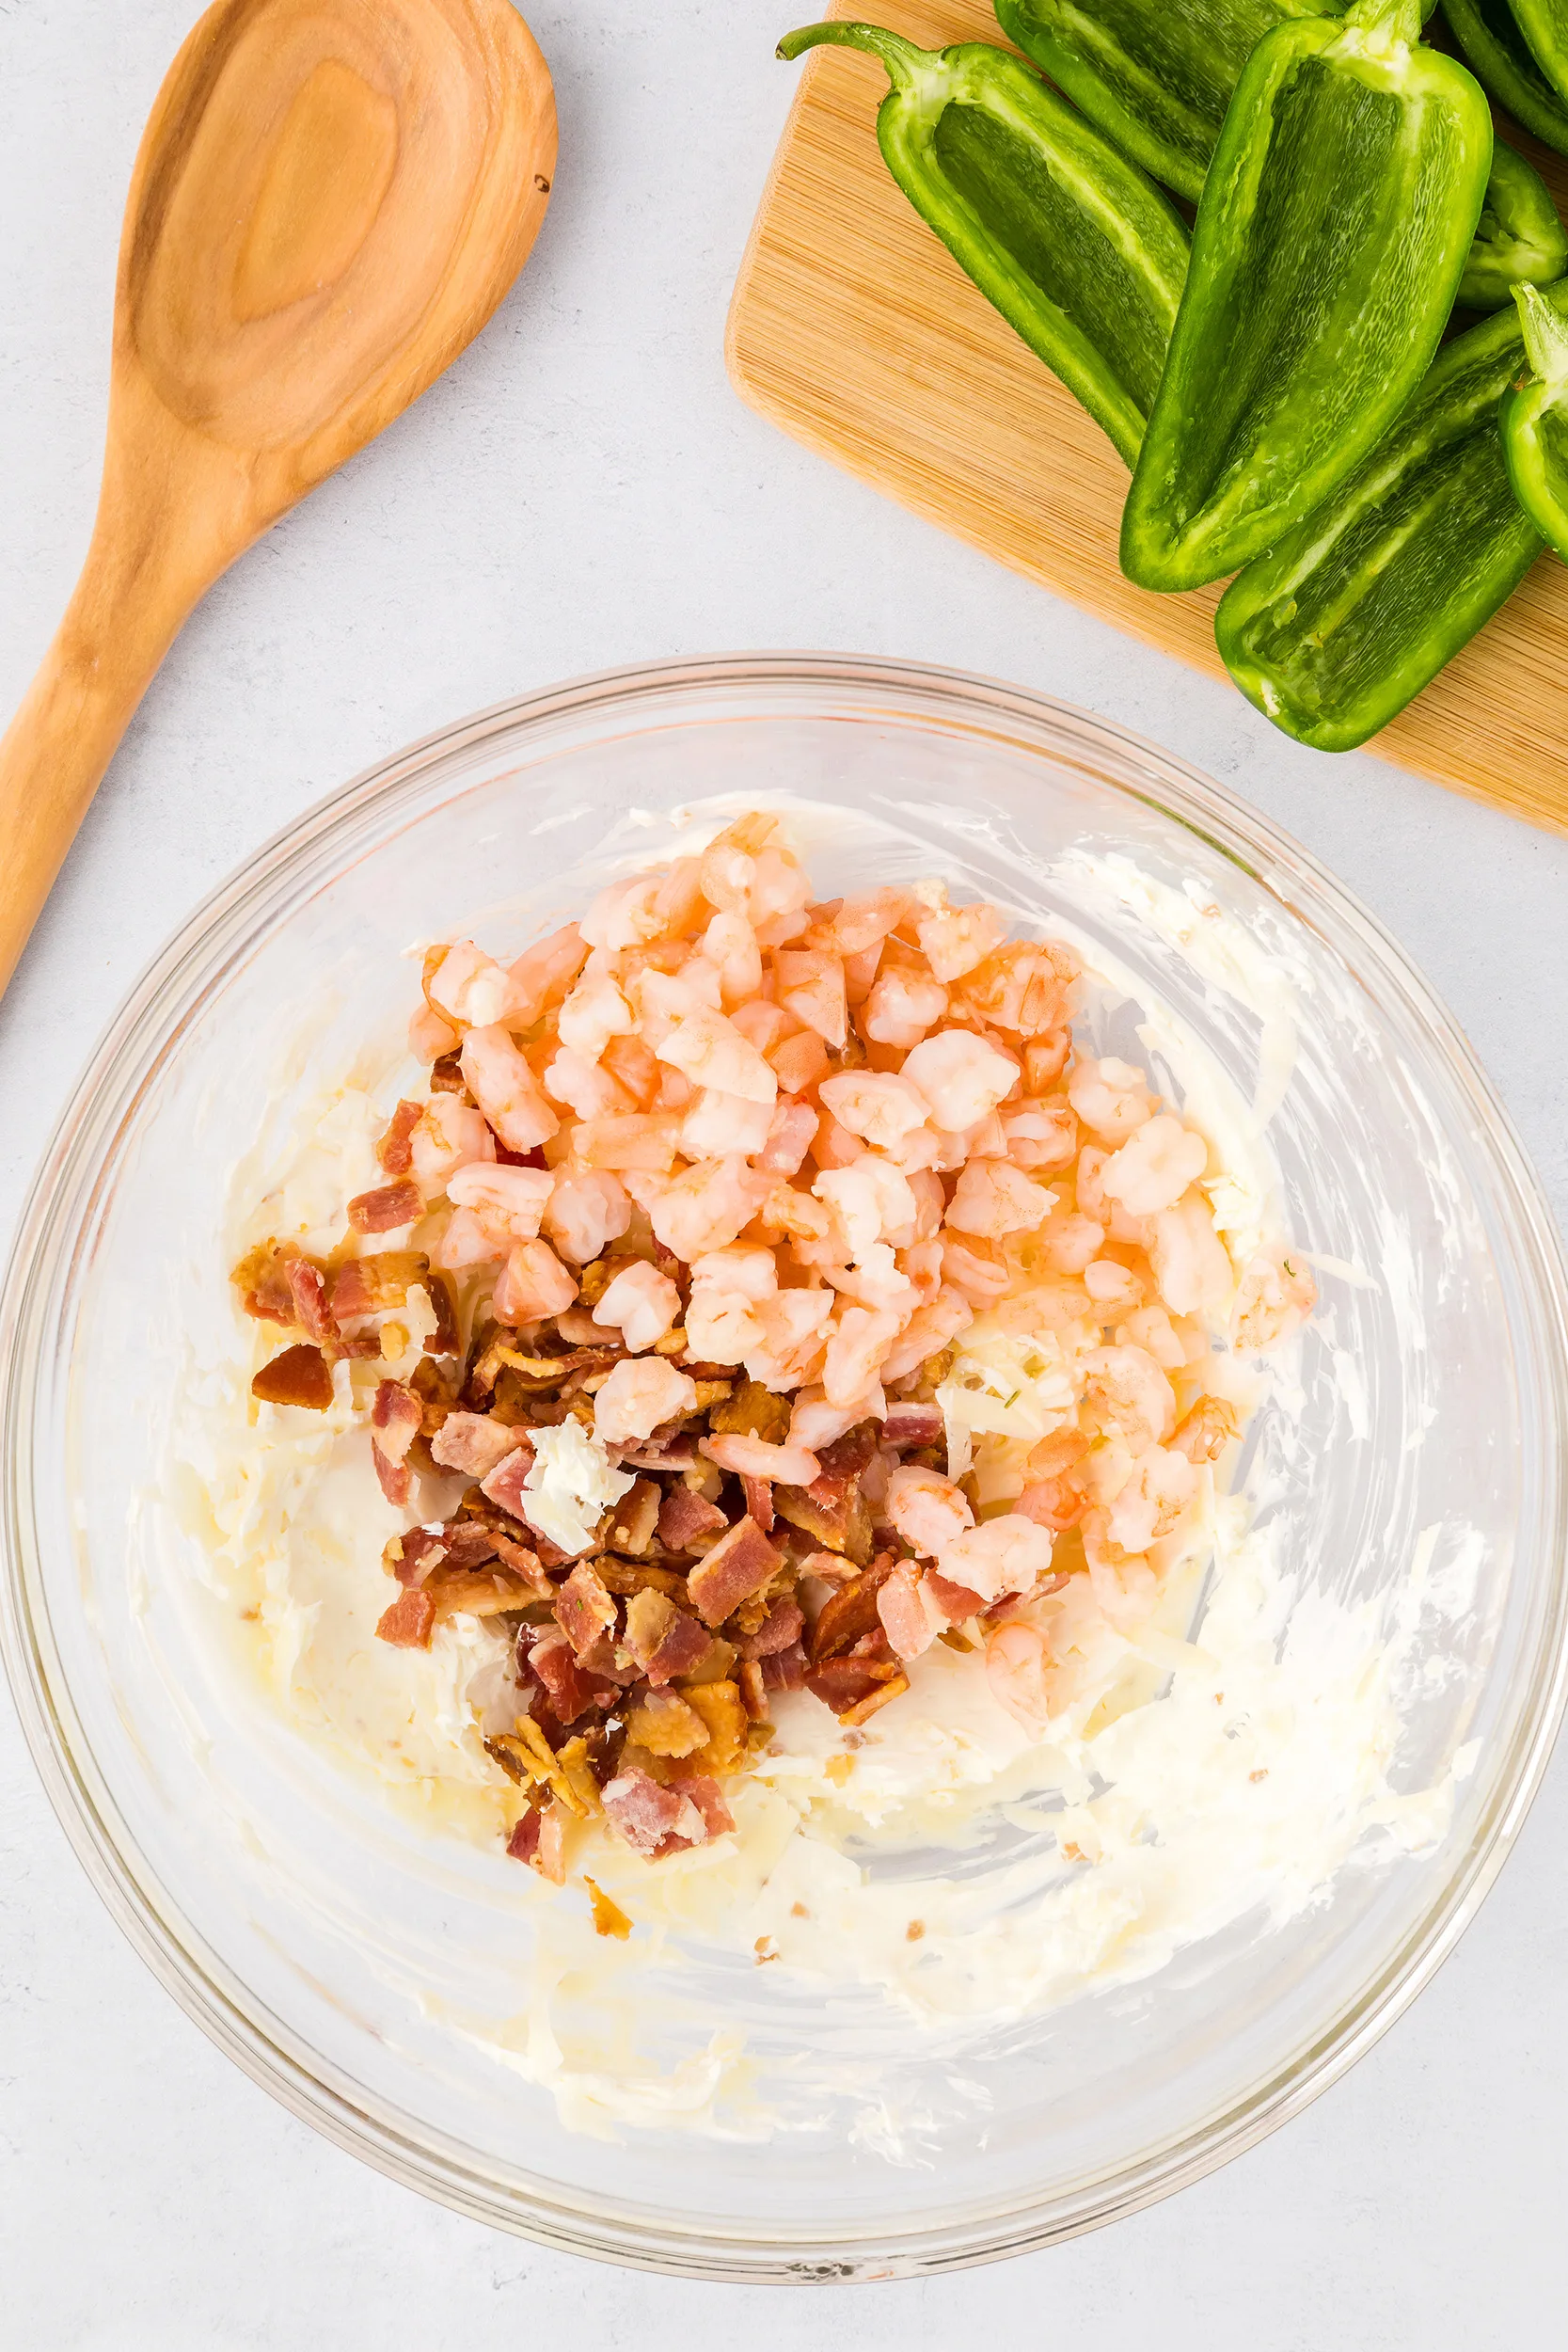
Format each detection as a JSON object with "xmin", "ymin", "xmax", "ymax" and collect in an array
[{"xmin": 0, "ymin": 0, "xmax": 556, "ymax": 998}]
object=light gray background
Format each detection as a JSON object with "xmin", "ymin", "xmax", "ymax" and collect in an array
[{"xmin": 1, "ymin": 3, "xmax": 1564, "ymax": 2344}]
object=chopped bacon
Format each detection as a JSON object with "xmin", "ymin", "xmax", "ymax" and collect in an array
[
  {"xmin": 505, "ymin": 1801, "xmax": 567, "ymax": 1883},
  {"xmin": 525, "ymin": 1631, "xmax": 616, "ymax": 1725},
  {"xmin": 741, "ymin": 1472, "xmax": 775, "ymax": 1534},
  {"xmin": 327, "ymin": 1249, "xmax": 427, "ymax": 1325},
  {"xmin": 601, "ymin": 1766, "xmax": 710, "ymax": 1858},
  {"xmin": 387, "ymin": 1526, "xmax": 448, "ymax": 1586},
  {"xmin": 427, "ymin": 1272, "xmax": 460, "ymax": 1357},
  {"xmin": 738, "ymin": 1659, "xmax": 768, "ymax": 1719},
  {"xmin": 554, "ymin": 1561, "xmax": 617, "ymax": 1660},
  {"xmin": 657, "ymin": 1483, "xmax": 728, "ymax": 1551},
  {"xmin": 506, "ymin": 1807, "xmax": 542, "ymax": 1863},
  {"xmin": 687, "ymin": 1515, "xmax": 780, "ymax": 1629},
  {"xmin": 606, "ymin": 1477, "xmax": 660, "ymax": 1557},
  {"xmin": 760, "ymin": 1639, "xmax": 808, "ymax": 1692},
  {"xmin": 239, "ymin": 1248, "xmax": 296, "ymax": 1325},
  {"xmin": 480, "ymin": 1442, "xmax": 539, "ymax": 1521},
  {"xmin": 808, "ymin": 1554, "xmax": 894, "ymax": 1662},
  {"xmin": 252, "ymin": 1343, "xmax": 334, "ymax": 1410},
  {"xmin": 816, "ymin": 1420, "xmax": 879, "ymax": 1479},
  {"xmin": 804, "ymin": 1654, "xmax": 907, "ymax": 1719},
  {"xmin": 491, "ymin": 1529, "xmax": 554, "ymax": 1597},
  {"xmin": 376, "ymin": 1587, "xmax": 436, "ymax": 1647},
  {"xmin": 671, "ymin": 1775, "xmax": 735, "ymax": 1838},
  {"xmin": 924, "ymin": 1568, "xmax": 987, "ymax": 1626},
  {"xmin": 431, "ymin": 1410, "xmax": 522, "ymax": 1477},
  {"xmin": 286, "ymin": 1256, "xmax": 332, "ymax": 1343},
  {"xmin": 376, "ymin": 1099, "xmax": 423, "ymax": 1176},
  {"xmin": 430, "ymin": 1050, "xmax": 467, "ymax": 1094},
  {"xmin": 646, "ymin": 1609, "xmax": 713, "ymax": 1688},
  {"xmin": 773, "ymin": 1470, "xmax": 873, "ymax": 1565},
  {"xmin": 882, "ymin": 1401, "xmax": 944, "ymax": 1450},
  {"xmin": 443, "ymin": 1521, "xmax": 503, "ymax": 1571},
  {"xmin": 370, "ymin": 1379, "xmax": 421, "ymax": 1506},
  {"xmin": 348, "ymin": 1179, "xmax": 423, "ymax": 1234},
  {"xmin": 735, "ymin": 1595, "xmax": 804, "ymax": 1661}
]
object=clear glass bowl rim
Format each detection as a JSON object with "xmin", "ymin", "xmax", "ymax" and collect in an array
[{"xmin": 4, "ymin": 650, "xmax": 1566, "ymax": 2280}]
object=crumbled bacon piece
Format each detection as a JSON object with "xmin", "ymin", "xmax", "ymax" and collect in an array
[
  {"xmin": 555, "ymin": 1560, "xmax": 618, "ymax": 1660},
  {"xmin": 427, "ymin": 1273, "xmax": 461, "ymax": 1357},
  {"xmin": 657, "ymin": 1483, "xmax": 727, "ymax": 1551},
  {"xmin": 491, "ymin": 1529, "xmax": 553, "ymax": 1596},
  {"xmin": 286, "ymin": 1256, "xmax": 332, "ymax": 1343},
  {"xmin": 760, "ymin": 1639, "xmax": 807, "ymax": 1692},
  {"xmin": 376, "ymin": 1587, "xmax": 436, "ymax": 1647},
  {"xmin": 480, "ymin": 1442, "xmax": 539, "ymax": 1521},
  {"xmin": 347, "ymin": 1178, "xmax": 422, "ymax": 1234},
  {"xmin": 774, "ymin": 1471, "xmax": 873, "ymax": 1566},
  {"xmin": 236, "ymin": 1246, "xmax": 296, "ymax": 1326},
  {"xmin": 431, "ymin": 1410, "xmax": 522, "ymax": 1477},
  {"xmin": 735, "ymin": 1595, "xmax": 804, "ymax": 1661},
  {"xmin": 924, "ymin": 1568, "xmax": 987, "ymax": 1626},
  {"xmin": 687, "ymin": 1515, "xmax": 781, "ymax": 1629},
  {"xmin": 376, "ymin": 1099, "xmax": 424, "ymax": 1176},
  {"xmin": 610, "ymin": 1436, "xmax": 700, "ymax": 1471},
  {"xmin": 507, "ymin": 1800, "xmax": 566, "ymax": 1883},
  {"xmin": 882, "ymin": 1401, "xmax": 943, "ymax": 1450},
  {"xmin": 738, "ymin": 1660, "xmax": 768, "ymax": 1720},
  {"xmin": 672, "ymin": 1775, "xmax": 735, "ymax": 1839},
  {"xmin": 741, "ymin": 1472, "xmax": 775, "ymax": 1533},
  {"xmin": 601, "ymin": 1766, "xmax": 710, "ymax": 1857},
  {"xmin": 804, "ymin": 1654, "xmax": 907, "ymax": 1720},
  {"xmin": 387, "ymin": 1526, "xmax": 448, "ymax": 1586},
  {"xmin": 370, "ymin": 1379, "xmax": 421, "ymax": 1505},
  {"xmin": 525, "ymin": 1630, "xmax": 617, "ymax": 1725},
  {"xmin": 252, "ymin": 1343, "xmax": 334, "ymax": 1409},
  {"xmin": 606, "ymin": 1478, "xmax": 660, "ymax": 1557},
  {"xmin": 808, "ymin": 1554, "xmax": 894, "ymax": 1662},
  {"xmin": 430, "ymin": 1051, "xmax": 467, "ymax": 1094},
  {"xmin": 816, "ymin": 1420, "xmax": 880, "ymax": 1479},
  {"xmin": 646, "ymin": 1610, "xmax": 713, "ymax": 1687},
  {"xmin": 328, "ymin": 1249, "xmax": 427, "ymax": 1325}
]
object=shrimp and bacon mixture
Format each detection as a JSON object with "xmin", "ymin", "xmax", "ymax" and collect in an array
[{"xmin": 237, "ymin": 816, "xmax": 1313, "ymax": 1891}]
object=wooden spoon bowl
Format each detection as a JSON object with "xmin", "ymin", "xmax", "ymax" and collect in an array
[{"xmin": 0, "ymin": 0, "xmax": 556, "ymax": 997}]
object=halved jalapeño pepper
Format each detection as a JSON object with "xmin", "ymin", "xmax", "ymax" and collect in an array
[
  {"xmin": 1121, "ymin": 0, "xmax": 1493, "ymax": 592},
  {"xmin": 1460, "ymin": 138, "xmax": 1568, "ymax": 309},
  {"xmin": 1498, "ymin": 282, "xmax": 1568, "ymax": 557},
  {"xmin": 777, "ymin": 22, "xmax": 1190, "ymax": 465},
  {"xmin": 1215, "ymin": 293, "xmax": 1558, "ymax": 749},
  {"xmin": 1441, "ymin": 0, "xmax": 1568, "ymax": 157}
]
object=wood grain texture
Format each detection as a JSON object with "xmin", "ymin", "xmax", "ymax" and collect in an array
[
  {"xmin": 728, "ymin": 0, "xmax": 1568, "ymax": 834},
  {"xmin": 0, "ymin": 0, "xmax": 557, "ymax": 998}
]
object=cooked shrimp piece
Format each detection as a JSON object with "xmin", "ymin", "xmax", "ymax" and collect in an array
[
  {"xmin": 902, "ymin": 1028, "xmax": 1020, "ymax": 1131},
  {"xmin": 579, "ymin": 872, "xmax": 676, "ymax": 953},
  {"xmin": 701, "ymin": 910, "xmax": 763, "ymax": 1008},
  {"xmin": 1023, "ymin": 1032, "xmax": 1071, "ymax": 1093},
  {"xmin": 903, "ymin": 1168, "xmax": 946, "ymax": 1243},
  {"xmin": 986, "ymin": 1619, "xmax": 1052, "ymax": 1728},
  {"xmin": 594, "ymin": 1357, "xmax": 699, "ymax": 1445},
  {"xmin": 1171, "ymin": 1394, "xmax": 1238, "ymax": 1463},
  {"xmin": 805, "ymin": 887, "xmax": 911, "ymax": 958},
  {"xmin": 757, "ymin": 1099, "xmax": 818, "ymax": 1175},
  {"xmin": 433, "ymin": 1206, "xmax": 505, "ymax": 1271},
  {"xmin": 657, "ymin": 1006, "xmax": 778, "ymax": 1104},
  {"xmin": 1105, "ymin": 1445, "xmax": 1199, "ymax": 1552},
  {"xmin": 942, "ymin": 1514, "xmax": 1054, "ymax": 1603},
  {"xmin": 701, "ymin": 1432, "xmax": 821, "ymax": 1485},
  {"xmin": 1080, "ymin": 1343, "xmax": 1177, "ymax": 1450},
  {"xmin": 863, "ymin": 964, "xmax": 948, "ymax": 1048},
  {"xmin": 813, "ymin": 1158, "xmax": 916, "ymax": 1260},
  {"xmin": 700, "ymin": 819, "xmax": 812, "ymax": 930},
  {"xmin": 557, "ymin": 971, "xmax": 635, "ymax": 1061},
  {"xmin": 544, "ymin": 1169, "xmax": 631, "ymax": 1264},
  {"xmin": 506, "ymin": 922, "xmax": 589, "ymax": 1025},
  {"xmin": 459, "ymin": 1025, "xmax": 559, "ymax": 1153},
  {"xmin": 886, "ymin": 1464, "xmax": 974, "ymax": 1557},
  {"xmin": 1120, "ymin": 1301, "xmax": 1192, "ymax": 1373},
  {"xmin": 944, "ymin": 1158, "xmax": 1054, "ymax": 1240},
  {"xmin": 941, "ymin": 1236, "xmax": 1011, "ymax": 1304},
  {"xmin": 1039, "ymin": 1211, "xmax": 1106, "ymax": 1275},
  {"xmin": 645, "ymin": 1157, "xmax": 770, "ymax": 1261},
  {"xmin": 1100, "ymin": 1115, "xmax": 1208, "ymax": 1217},
  {"xmin": 1068, "ymin": 1056, "xmax": 1154, "ymax": 1140},
  {"xmin": 745, "ymin": 1288, "xmax": 835, "ymax": 1391},
  {"xmin": 729, "ymin": 999, "xmax": 795, "ymax": 1056},
  {"xmin": 774, "ymin": 948, "xmax": 847, "ymax": 1050},
  {"xmin": 1148, "ymin": 1191, "xmax": 1233, "ymax": 1318},
  {"xmin": 685, "ymin": 1284, "xmax": 765, "ymax": 1365},
  {"xmin": 544, "ymin": 1048, "xmax": 634, "ymax": 1121},
  {"xmin": 408, "ymin": 1002, "xmax": 459, "ymax": 1063},
  {"xmin": 809, "ymin": 1114, "xmax": 863, "ymax": 1173},
  {"xmin": 877, "ymin": 1562, "xmax": 943, "ymax": 1660},
  {"xmin": 447, "ymin": 1161, "xmax": 554, "ymax": 1241},
  {"xmin": 410, "ymin": 1095, "xmax": 494, "ymax": 1190},
  {"xmin": 594, "ymin": 1260, "xmax": 680, "ymax": 1352},
  {"xmin": 899, "ymin": 1237, "xmax": 945, "ymax": 1305},
  {"xmin": 1232, "ymin": 1246, "xmax": 1318, "ymax": 1351},
  {"xmin": 879, "ymin": 1284, "xmax": 974, "ymax": 1383},
  {"xmin": 427, "ymin": 940, "xmax": 518, "ymax": 1028},
  {"xmin": 1015, "ymin": 1474, "xmax": 1086, "ymax": 1533},
  {"xmin": 1002, "ymin": 1100, "xmax": 1078, "ymax": 1170},
  {"xmin": 1083, "ymin": 1257, "xmax": 1146, "ymax": 1317},
  {"xmin": 600, "ymin": 1030, "xmax": 660, "ymax": 1108},
  {"xmin": 679, "ymin": 1089, "xmax": 773, "ymax": 1159},
  {"xmin": 768, "ymin": 1027, "xmax": 832, "ymax": 1097},
  {"xmin": 824, "ymin": 1241, "xmax": 916, "ymax": 1315},
  {"xmin": 690, "ymin": 1243, "xmax": 779, "ymax": 1301},
  {"xmin": 494, "ymin": 1237, "xmax": 578, "ymax": 1323},
  {"xmin": 822, "ymin": 1306, "xmax": 900, "ymax": 1406},
  {"xmin": 787, "ymin": 1384, "xmax": 883, "ymax": 1451},
  {"xmin": 959, "ymin": 940, "xmax": 1080, "ymax": 1037},
  {"xmin": 915, "ymin": 899, "xmax": 1007, "ymax": 982},
  {"xmin": 817, "ymin": 1070, "xmax": 929, "ymax": 1153}
]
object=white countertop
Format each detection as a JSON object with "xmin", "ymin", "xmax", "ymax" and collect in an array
[{"xmin": 3, "ymin": 3, "xmax": 1565, "ymax": 2342}]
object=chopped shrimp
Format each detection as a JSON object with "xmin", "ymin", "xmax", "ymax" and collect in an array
[
  {"xmin": 878, "ymin": 1284, "xmax": 974, "ymax": 1383},
  {"xmin": 729, "ymin": 999, "xmax": 795, "ymax": 1056},
  {"xmin": 915, "ymin": 900, "xmax": 1007, "ymax": 983},
  {"xmin": 507, "ymin": 923, "xmax": 589, "ymax": 1025},
  {"xmin": 1083, "ymin": 1257, "xmax": 1145, "ymax": 1316},
  {"xmin": 813, "ymin": 1157, "xmax": 915, "ymax": 1259},
  {"xmin": 774, "ymin": 948, "xmax": 847, "ymax": 1050},
  {"xmin": 459, "ymin": 1025, "xmax": 559, "ymax": 1153},
  {"xmin": 1023, "ymin": 1032, "xmax": 1071, "ymax": 1093},
  {"xmin": 1100, "ymin": 1114, "xmax": 1208, "ymax": 1217},
  {"xmin": 594, "ymin": 1357, "xmax": 698, "ymax": 1445},
  {"xmin": 494, "ymin": 1237, "xmax": 578, "ymax": 1323},
  {"xmin": 1080, "ymin": 1343, "xmax": 1177, "ymax": 1450},
  {"xmin": 657, "ymin": 1006, "xmax": 778, "ymax": 1104},
  {"xmin": 902, "ymin": 1029, "xmax": 1020, "ymax": 1131},
  {"xmin": 600, "ymin": 1030, "xmax": 659, "ymax": 1107},
  {"xmin": 823, "ymin": 1242, "xmax": 916, "ymax": 1315},
  {"xmin": 811, "ymin": 1113, "xmax": 866, "ymax": 1172},
  {"xmin": 942, "ymin": 1514, "xmax": 1054, "ymax": 1603},
  {"xmin": 544, "ymin": 1169, "xmax": 631, "ymax": 1264},
  {"xmin": 685, "ymin": 1283, "xmax": 765, "ymax": 1365},
  {"xmin": 959, "ymin": 940, "xmax": 1080, "ymax": 1037},
  {"xmin": 701, "ymin": 910, "xmax": 763, "ymax": 1008},
  {"xmin": 745, "ymin": 1288, "xmax": 835, "ymax": 1391},
  {"xmin": 1074, "ymin": 1144, "xmax": 1148, "ymax": 1246},
  {"xmin": 805, "ymin": 887, "xmax": 911, "ymax": 958},
  {"xmin": 1232, "ymin": 1246, "xmax": 1318, "ymax": 1351},
  {"xmin": 408, "ymin": 1002, "xmax": 458, "ymax": 1063},
  {"xmin": 1148, "ymin": 1192, "xmax": 1233, "ymax": 1318},
  {"xmin": 1015, "ymin": 1474, "xmax": 1085, "ymax": 1533},
  {"xmin": 941, "ymin": 1236, "xmax": 1011, "ymax": 1304},
  {"xmin": 1121, "ymin": 1301, "xmax": 1192, "ymax": 1373},
  {"xmin": 821, "ymin": 1306, "xmax": 900, "ymax": 1406},
  {"xmin": 594, "ymin": 1260, "xmax": 680, "ymax": 1352},
  {"xmin": 986, "ymin": 1620, "xmax": 1052, "ymax": 1728},
  {"xmin": 944, "ymin": 1158, "xmax": 1054, "ymax": 1240},
  {"xmin": 701, "ymin": 1432, "xmax": 821, "ymax": 1485},
  {"xmin": 1039, "ymin": 1212, "xmax": 1105, "ymax": 1275},
  {"xmin": 886, "ymin": 1464, "xmax": 974, "ymax": 1557},
  {"xmin": 899, "ymin": 1237, "xmax": 945, "ymax": 1304},
  {"xmin": 817, "ymin": 1070, "xmax": 929, "ymax": 1153},
  {"xmin": 557, "ymin": 971, "xmax": 634, "ymax": 1061},
  {"xmin": 427, "ymin": 940, "xmax": 518, "ymax": 1028},
  {"xmin": 1002, "ymin": 1100, "xmax": 1078, "ymax": 1170},
  {"xmin": 1171, "ymin": 1394, "xmax": 1238, "ymax": 1463},
  {"xmin": 645, "ymin": 1157, "xmax": 771, "ymax": 1262},
  {"xmin": 878, "ymin": 1562, "xmax": 943, "ymax": 1660},
  {"xmin": 447, "ymin": 1161, "xmax": 554, "ymax": 1241},
  {"xmin": 1104, "ymin": 1445, "xmax": 1199, "ymax": 1552},
  {"xmin": 903, "ymin": 1168, "xmax": 946, "ymax": 1243},
  {"xmin": 757, "ymin": 1099, "xmax": 818, "ymax": 1175},
  {"xmin": 863, "ymin": 964, "xmax": 949, "ymax": 1048},
  {"xmin": 768, "ymin": 1027, "xmax": 832, "ymax": 1097},
  {"xmin": 690, "ymin": 1243, "xmax": 779, "ymax": 1301},
  {"xmin": 544, "ymin": 1048, "xmax": 634, "ymax": 1120},
  {"xmin": 787, "ymin": 1385, "xmax": 883, "ymax": 1451},
  {"xmin": 434, "ymin": 1206, "xmax": 505, "ymax": 1271},
  {"xmin": 1068, "ymin": 1056, "xmax": 1154, "ymax": 1141},
  {"xmin": 679, "ymin": 1088, "xmax": 773, "ymax": 1159},
  {"xmin": 700, "ymin": 818, "xmax": 812, "ymax": 928},
  {"xmin": 410, "ymin": 1095, "xmax": 494, "ymax": 1190}
]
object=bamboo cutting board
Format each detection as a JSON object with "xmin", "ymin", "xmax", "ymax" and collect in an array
[{"xmin": 727, "ymin": 0, "xmax": 1568, "ymax": 834}]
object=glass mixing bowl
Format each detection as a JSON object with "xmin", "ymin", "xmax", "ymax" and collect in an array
[{"xmin": 3, "ymin": 654, "xmax": 1566, "ymax": 2279}]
